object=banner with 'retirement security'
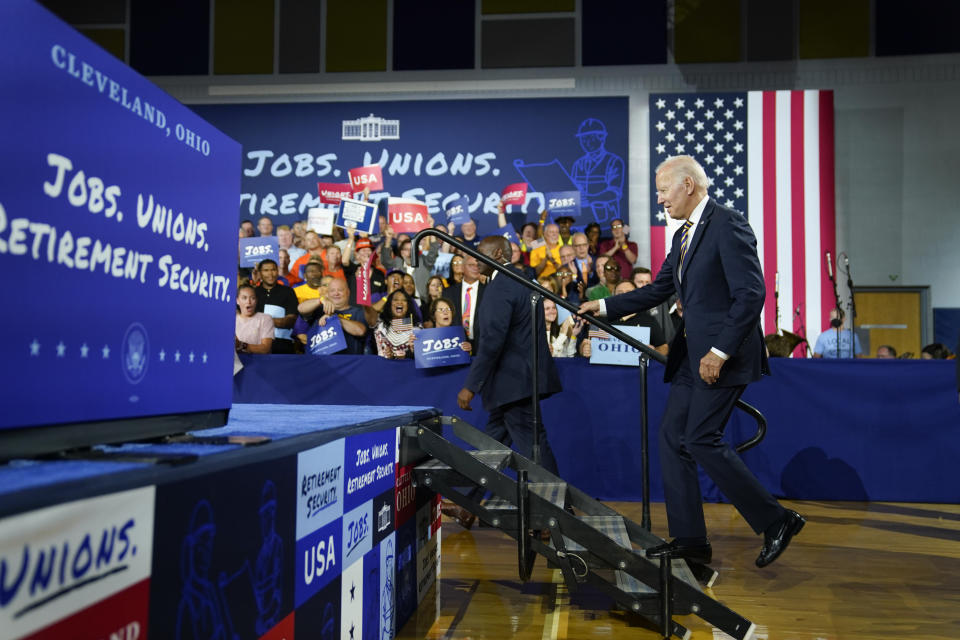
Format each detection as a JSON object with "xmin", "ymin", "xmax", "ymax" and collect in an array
[
  {"xmin": 193, "ymin": 98, "xmax": 628, "ymax": 234},
  {"xmin": 0, "ymin": 2, "xmax": 240, "ymax": 431}
]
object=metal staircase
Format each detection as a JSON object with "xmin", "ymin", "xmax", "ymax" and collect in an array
[{"xmin": 405, "ymin": 415, "xmax": 757, "ymax": 640}]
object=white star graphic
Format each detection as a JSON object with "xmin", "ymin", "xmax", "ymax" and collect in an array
[
  {"xmin": 665, "ymin": 109, "xmax": 675, "ymax": 120},
  {"xmin": 714, "ymin": 97, "xmax": 724, "ymax": 108},
  {"xmin": 675, "ymin": 143, "xmax": 685, "ymax": 153},
  {"xmin": 655, "ymin": 121, "xmax": 666, "ymax": 131},
  {"xmin": 707, "ymin": 176, "xmax": 715, "ymax": 187},
  {"xmin": 734, "ymin": 187, "xmax": 744, "ymax": 198},
  {"xmin": 715, "ymin": 164, "xmax": 725, "ymax": 175},
  {"xmin": 704, "ymin": 109, "xmax": 715, "ymax": 120},
  {"xmin": 29, "ymin": 339, "xmax": 40, "ymax": 356},
  {"xmin": 715, "ymin": 188, "xmax": 725, "ymax": 198},
  {"xmin": 725, "ymin": 199, "xmax": 734, "ymax": 207},
  {"xmin": 685, "ymin": 109, "xmax": 695, "ymax": 120},
  {"xmin": 80, "ymin": 343, "xmax": 89, "ymax": 358},
  {"xmin": 705, "ymin": 132, "xmax": 715, "ymax": 142},
  {"xmin": 694, "ymin": 120, "xmax": 704, "ymax": 131},
  {"xmin": 725, "ymin": 176, "xmax": 734, "ymax": 187},
  {"xmin": 675, "ymin": 121, "xmax": 685, "ymax": 131},
  {"xmin": 665, "ymin": 132, "xmax": 675, "ymax": 142},
  {"xmin": 725, "ymin": 154, "xmax": 734, "ymax": 164},
  {"xmin": 56, "ymin": 341, "xmax": 66, "ymax": 357},
  {"xmin": 724, "ymin": 109, "xmax": 734, "ymax": 120},
  {"xmin": 656, "ymin": 143, "xmax": 666, "ymax": 154},
  {"xmin": 685, "ymin": 132, "xmax": 695, "ymax": 142},
  {"xmin": 714, "ymin": 143, "xmax": 724, "ymax": 154},
  {"xmin": 174, "ymin": 350, "xmax": 181, "ymax": 362},
  {"xmin": 734, "ymin": 97, "xmax": 744, "ymax": 108},
  {"xmin": 734, "ymin": 165, "xmax": 744, "ymax": 175},
  {"xmin": 724, "ymin": 131, "xmax": 734, "ymax": 142},
  {"xmin": 102, "ymin": 344, "xmax": 110, "ymax": 359},
  {"xmin": 695, "ymin": 98, "xmax": 705, "ymax": 108},
  {"xmin": 734, "ymin": 120, "xmax": 744, "ymax": 130},
  {"xmin": 704, "ymin": 154, "xmax": 715, "ymax": 165},
  {"xmin": 674, "ymin": 98, "xmax": 685, "ymax": 109},
  {"xmin": 734, "ymin": 143, "xmax": 744, "ymax": 153},
  {"xmin": 656, "ymin": 210, "xmax": 666, "ymax": 221},
  {"xmin": 656, "ymin": 98, "xmax": 666, "ymax": 109},
  {"xmin": 188, "ymin": 351, "xmax": 195, "ymax": 363},
  {"xmin": 202, "ymin": 352, "xmax": 208, "ymax": 364},
  {"xmin": 159, "ymin": 349, "xmax": 166, "ymax": 362},
  {"xmin": 714, "ymin": 120, "xmax": 724, "ymax": 130},
  {"xmin": 694, "ymin": 143, "xmax": 704, "ymax": 153}
]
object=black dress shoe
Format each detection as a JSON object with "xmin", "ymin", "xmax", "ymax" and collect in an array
[
  {"xmin": 756, "ymin": 509, "xmax": 805, "ymax": 568},
  {"xmin": 645, "ymin": 540, "xmax": 712, "ymax": 564}
]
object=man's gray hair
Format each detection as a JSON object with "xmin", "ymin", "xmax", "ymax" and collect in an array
[{"xmin": 656, "ymin": 155, "xmax": 709, "ymax": 191}]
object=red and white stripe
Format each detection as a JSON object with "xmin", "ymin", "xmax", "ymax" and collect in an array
[{"xmin": 650, "ymin": 90, "xmax": 835, "ymax": 356}]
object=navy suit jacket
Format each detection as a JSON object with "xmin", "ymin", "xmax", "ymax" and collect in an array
[
  {"xmin": 464, "ymin": 266, "xmax": 562, "ymax": 411},
  {"xmin": 605, "ymin": 199, "xmax": 768, "ymax": 387}
]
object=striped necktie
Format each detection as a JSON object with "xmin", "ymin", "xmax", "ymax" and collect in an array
[{"xmin": 678, "ymin": 219, "xmax": 694, "ymax": 275}]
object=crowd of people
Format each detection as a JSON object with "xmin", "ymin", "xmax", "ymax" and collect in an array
[{"xmin": 237, "ymin": 211, "xmax": 957, "ymax": 364}]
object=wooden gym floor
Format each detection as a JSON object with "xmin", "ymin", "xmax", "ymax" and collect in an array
[{"xmin": 398, "ymin": 500, "xmax": 960, "ymax": 640}]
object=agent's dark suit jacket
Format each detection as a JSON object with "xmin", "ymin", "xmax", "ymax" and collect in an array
[
  {"xmin": 606, "ymin": 199, "xmax": 768, "ymax": 387},
  {"xmin": 463, "ymin": 266, "xmax": 562, "ymax": 411}
]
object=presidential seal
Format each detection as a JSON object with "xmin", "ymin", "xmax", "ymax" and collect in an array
[{"xmin": 122, "ymin": 322, "xmax": 149, "ymax": 384}]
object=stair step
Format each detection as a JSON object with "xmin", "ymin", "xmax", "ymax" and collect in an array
[
  {"xmin": 562, "ymin": 515, "xmax": 631, "ymax": 552},
  {"xmin": 415, "ymin": 449, "xmax": 512, "ymax": 473},
  {"xmin": 482, "ymin": 482, "xmax": 568, "ymax": 513}
]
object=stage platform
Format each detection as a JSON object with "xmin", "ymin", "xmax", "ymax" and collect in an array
[{"xmin": 0, "ymin": 403, "xmax": 444, "ymax": 640}]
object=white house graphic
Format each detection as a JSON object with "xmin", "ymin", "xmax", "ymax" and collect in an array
[{"xmin": 342, "ymin": 114, "xmax": 400, "ymax": 141}]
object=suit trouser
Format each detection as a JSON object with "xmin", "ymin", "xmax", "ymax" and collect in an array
[
  {"xmin": 661, "ymin": 363, "xmax": 783, "ymax": 538},
  {"xmin": 464, "ymin": 397, "xmax": 559, "ymax": 503}
]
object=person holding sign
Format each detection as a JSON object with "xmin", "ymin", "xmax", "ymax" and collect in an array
[
  {"xmin": 578, "ymin": 155, "xmax": 802, "ymax": 569},
  {"xmin": 457, "ymin": 237, "xmax": 562, "ymax": 475},
  {"xmin": 429, "ymin": 298, "xmax": 472, "ymax": 355},
  {"xmin": 235, "ymin": 284, "xmax": 274, "ymax": 354},
  {"xmin": 374, "ymin": 290, "xmax": 420, "ymax": 359},
  {"xmin": 297, "ymin": 278, "xmax": 367, "ymax": 355}
]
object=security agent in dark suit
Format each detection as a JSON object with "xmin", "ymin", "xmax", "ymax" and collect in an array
[
  {"xmin": 580, "ymin": 155, "xmax": 804, "ymax": 569},
  {"xmin": 457, "ymin": 236, "xmax": 563, "ymax": 475}
]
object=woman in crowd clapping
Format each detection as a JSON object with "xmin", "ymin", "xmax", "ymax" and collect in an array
[
  {"xmin": 235, "ymin": 284, "xmax": 274, "ymax": 354},
  {"xmin": 543, "ymin": 298, "xmax": 581, "ymax": 358}
]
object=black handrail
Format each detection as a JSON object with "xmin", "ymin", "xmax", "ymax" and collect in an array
[{"xmin": 411, "ymin": 228, "xmax": 768, "ymax": 449}]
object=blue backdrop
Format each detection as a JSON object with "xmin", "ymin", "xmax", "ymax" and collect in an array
[
  {"xmin": 0, "ymin": 2, "xmax": 240, "ymax": 429},
  {"xmin": 234, "ymin": 356, "xmax": 960, "ymax": 504},
  {"xmin": 193, "ymin": 97, "xmax": 629, "ymax": 234}
]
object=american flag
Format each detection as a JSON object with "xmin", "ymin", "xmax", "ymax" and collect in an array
[
  {"xmin": 588, "ymin": 328, "xmax": 610, "ymax": 340},
  {"xmin": 391, "ymin": 317, "xmax": 413, "ymax": 332},
  {"xmin": 649, "ymin": 91, "xmax": 836, "ymax": 353}
]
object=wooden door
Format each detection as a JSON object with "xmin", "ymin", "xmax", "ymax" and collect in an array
[{"xmin": 853, "ymin": 290, "xmax": 923, "ymax": 357}]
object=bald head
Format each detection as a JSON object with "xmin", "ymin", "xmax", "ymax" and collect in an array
[{"xmin": 477, "ymin": 236, "xmax": 509, "ymax": 276}]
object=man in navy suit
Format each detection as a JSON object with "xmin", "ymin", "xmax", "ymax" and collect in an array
[
  {"xmin": 580, "ymin": 155, "xmax": 804, "ymax": 568},
  {"xmin": 458, "ymin": 236, "xmax": 563, "ymax": 475}
]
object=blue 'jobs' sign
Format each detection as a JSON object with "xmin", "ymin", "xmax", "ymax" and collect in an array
[
  {"xmin": 413, "ymin": 326, "xmax": 471, "ymax": 369},
  {"xmin": 0, "ymin": 2, "xmax": 241, "ymax": 430},
  {"xmin": 239, "ymin": 236, "xmax": 278, "ymax": 267},
  {"xmin": 306, "ymin": 317, "xmax": 348, "ymax": 356},
  {"xmin": 545, "ymin": 190, "xmax": 583, "ymax": 221}
]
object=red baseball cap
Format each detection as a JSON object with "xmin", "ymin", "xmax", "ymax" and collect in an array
[{"xmin": 355, "ymin": 238, "xmax": 374, "ymax": 251}]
